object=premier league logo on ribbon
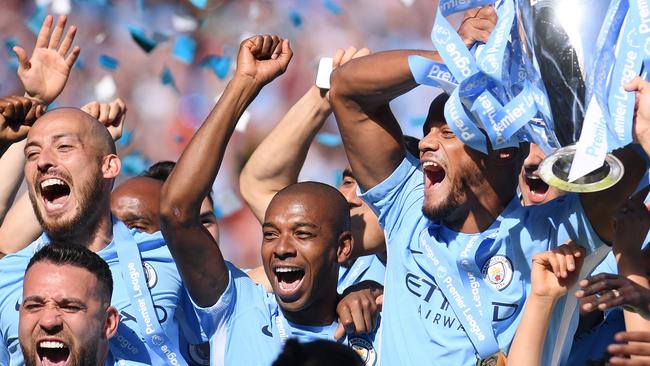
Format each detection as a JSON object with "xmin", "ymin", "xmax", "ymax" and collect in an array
[{"xmin": 410, "ymin": 0, "xmax": 650, "ymax": 192}]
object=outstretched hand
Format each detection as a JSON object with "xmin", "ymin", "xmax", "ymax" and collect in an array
[
  {"xmin": 608, "ymin": 331, "xmax": 650, "ymax": 365},
  {"xmin": 14, "ymin": 15, "xmax": 80, "ymax": 105},
  {"xmin": 0, "ymin": 96, "xmax": 45, "ymax": 144},
  {"xmin": 235, "ymin": 35, "xmax": 292, "ymax": 87},
  {"xmin": 334, "ymin": 280, "xmax": 383, "ymax": 340},
  {"xmin": 530, "ymin": 241, "xmax": 586, "ymax": 300},
  {"xmin": 458, "ymin": 6, "xmax": 498, "ymax": 48},
  {"xmin": 576, "ymin": 273, "xmax": 650, "ymax": 319},
  {"xmin": 81, "ymin": 98, "xmax": 127, "ymax": 142}
]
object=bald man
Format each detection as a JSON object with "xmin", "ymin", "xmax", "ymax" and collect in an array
[
  {"xmin": 111, "ymin": 177, "xmax": 163, "ymax": 234},
  {"xmin": 0, "ymin": 108, "xmax": 204, "ymax": 365},
  {"xmin": 160, "ymin": 35, "xmax": 379, "ymax": 365}
]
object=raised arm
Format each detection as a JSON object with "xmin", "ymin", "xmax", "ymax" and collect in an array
[
  {"xmin": 160, "ymin": 35, "xmax": 292, "ymax": 307},
  {"xmin": 329, "ymin": 7, "xmax": 496, "ymax": 191},
  {"xmin": 240, "ymin": 47, "xmax": 369, "ymax": 222},
  {"xmin": 507, "ymin": 242, "xmax": 586, "ymax": 366}
]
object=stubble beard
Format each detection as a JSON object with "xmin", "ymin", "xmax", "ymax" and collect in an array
[{"xmin": 29, "ymin": 173, "xmax": 104, "ymax": 243}]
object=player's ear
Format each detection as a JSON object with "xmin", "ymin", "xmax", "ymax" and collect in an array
[{"xmin": 336, "ymin": 231, "xmax": 353, "ymax": 264}]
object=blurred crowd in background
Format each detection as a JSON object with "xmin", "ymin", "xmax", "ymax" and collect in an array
[{"xmin": 0, "ymin": 0, "xmax": 444, "ymax": 268}]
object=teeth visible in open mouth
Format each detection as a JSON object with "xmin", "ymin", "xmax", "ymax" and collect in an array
[
  {"xmin": 526, "ymin": 175, "xmax": 541, "ymax": 180},
  {"xmin": 422, "ymin": 161, "xmax": 439, "ymax": 169},
  {"xmin": 39, "ymin": 341, "xmax": 65, "ymax": 349},
  {"xmin": 274, "ymin": 267, "xmax": 302, "ymax": 273},
  {"xmin": 40, "ymin": 178, "xmax": 66, "ymax": 190}
]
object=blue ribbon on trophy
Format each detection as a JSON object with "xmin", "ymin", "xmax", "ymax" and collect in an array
[
  {"xmin": 411, "ymin": 0, "xmax": 650, "ymax": 193},
  {"xmin": 410, "ymin": 1, "xmax": 650, "ymax": 365}
]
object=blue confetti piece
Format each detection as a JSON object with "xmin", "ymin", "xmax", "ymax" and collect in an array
[
  {"xmin": 189, "ymin": 0, "xmax": 208, "ymax": 9},
  {"xmin": 74, "ymin": 56, "xmax": 85, "ymax": 70},
  {"xmin": 316, "ymin": 132, "xmax": 342, "ymax": 147},
  {"xmin": 409, "ymin": 116, "xmax": 426, "ymax": 127},
  {"xmin": 128, "ymin": 25, "xmax": 159, "ymax": 53},
  {"xmin": 200, "ymin": 55, "xmax": 231, "ymax": 79},
  {"xmin": 121, "ymin": 152, "xmax": 150, "ymax": 176},
  {"xmin": 161, "ymin": 66, "xmax": 174, "ymax": 85},
  {"xmin": 26, "ymin": 6, "xmax": 47, "ymax": 35},
  {"xmin": 174, "ymin": 135, "xmax": 184, "ymax": 143},
  {"xmin": 161, "ymin": 65, "xmax": 179, "ymax": 92},
  {"xmin": 323, "ymin": 0, "xmax": 343, "ymax": 14},
  {"xmin": 98, "ymin": 54, "xmax": 119, "ymax": 70},
  {"xmin": 172, "ymin": 35, "xmax": 197, "ymax": 65},
  {"xmin": 116, "ymin": 130, "xmax": 134, "ymax": 147},
  {"xmin": 289, "ymin": 10, "xmax": 303, "ymax": 27},
  {"xmin": 4, "ymin": 37, "xmax": 18, "ymax": 55}
]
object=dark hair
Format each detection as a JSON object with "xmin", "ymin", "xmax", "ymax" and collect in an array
[
  {"xmin": 26, "ymin": 243, "xmax": 113, "ymax": 305},
  {"xmin": 424, "ymin": 93, "xmax": 449, "ymax": 128},
  {"xmin": 142, "ymin": 161, "xmax": 176, "ymax": 182},
  {"xmin": 403, "ymin": 135, "xmax": 420, "ymax": 157},
  {"xmin": 143, "ymin": 161, "xmax": 214, "ymax": 207},
  {"xmin": 272, "ymin": 339, "xmax": 363, "ymax": 366}
]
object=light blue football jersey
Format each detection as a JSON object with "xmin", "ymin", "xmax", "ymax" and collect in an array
[
  {"xmin": 338, "ymin": 254, "xmax": 386, "ymax": 294},
  {"xmin": 194, "ymin": 262, "xmax": 378, "ymax": 366},
  {"xmin": 360, "ymin": 153, "xmax": 605, "ymax": 366},
  {"xmin": 0, "ymin": 218, "xmax": 203, "ymax": 366}
]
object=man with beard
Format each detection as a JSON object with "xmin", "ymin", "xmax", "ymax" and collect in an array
[
  {"xmin": 327, "ymin": 9, "xmax": 647, "ymax": 366},
  {"xmin": 19, "ymin": 243, "xmax": 119, "ymax": 366},
  {"xmin": 0, "ymin": 105, "xmax": 205, "ymax": 365},
  {"xmin": 160, "ymin": 35, "xmax": 380, "ymax": 365}
]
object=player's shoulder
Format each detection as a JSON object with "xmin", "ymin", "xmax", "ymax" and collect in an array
[{"xmin": 0, "ymin": 241, "xmax": 39, "ymax": 275}]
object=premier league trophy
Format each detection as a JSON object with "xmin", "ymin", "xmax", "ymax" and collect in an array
[
  {"xmin": 518, "ymin": 0, "xmax": 624, "ymax": 192},
  {"xmin": 409, "ymin": 0, "xmax": 649, "ymax": 192}
]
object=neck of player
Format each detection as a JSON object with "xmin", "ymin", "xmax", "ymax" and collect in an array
[
  {"xmin": 280, "ymin": 286, "xmax": 338, "ymax": 327},
  {"xmin": 444, "ymin": 187, "xmax": 516, "ymax": 234}
]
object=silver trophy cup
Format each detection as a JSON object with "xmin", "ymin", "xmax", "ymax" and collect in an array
[{"xmin": 516, "ymin": 0, "xmax": 624, "ymax": 192}]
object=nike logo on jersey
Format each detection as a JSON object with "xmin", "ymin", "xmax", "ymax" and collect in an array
[{"xmin": 261, "ymin": 325, "xmax": 273, "ymax": 337}]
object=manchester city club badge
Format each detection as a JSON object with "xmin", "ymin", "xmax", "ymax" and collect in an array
[
  {"xmin": 348, "ymin": 336, "xmax": 377, "ymax": 366},
  {"xmin": 481, "ymin": 256, "xmax": 513, "ymax": 291}
]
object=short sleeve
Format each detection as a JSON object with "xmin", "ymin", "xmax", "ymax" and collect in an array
[
  {"xmin": 191, "ymin": 262, "xmax": 266, "ymax": 339},
  {"xmin": 359, "ymin": 153, "xmax": 424, "ymax": 241}
]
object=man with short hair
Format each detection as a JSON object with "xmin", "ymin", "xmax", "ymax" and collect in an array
[
  {"xmin": 0, "ymin": 104, "xmax": 204, "ymax": 365},
  {"xmin": 19, "ymin": 243, "xmax": 119, "ymax": 366},
  {"xmin": 160, "ymin": 34, "xmax": 381, "ymax": 365},
  {"xmin": 328, "ymin": 12, "xmax": 647, "ymax": 365}
]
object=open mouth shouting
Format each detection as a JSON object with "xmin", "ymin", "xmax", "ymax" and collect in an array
[
  {"xmin": 522, "ymin": 167, "xmax": 550, "ymax": 204},
  {"xmin": 272, "ymin": 264, "xmax": 306, "ymax": 302},
  {"xmin": 39, "ymin": 177, "xmax": 72, "ymax": 215},
  {"xmin": 422, "ymin": 160, "xmax": 446, "ymax": 192},
  {"xmin": 36, "ymin": 340, "xmax": 71, "ymax": 366}
]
